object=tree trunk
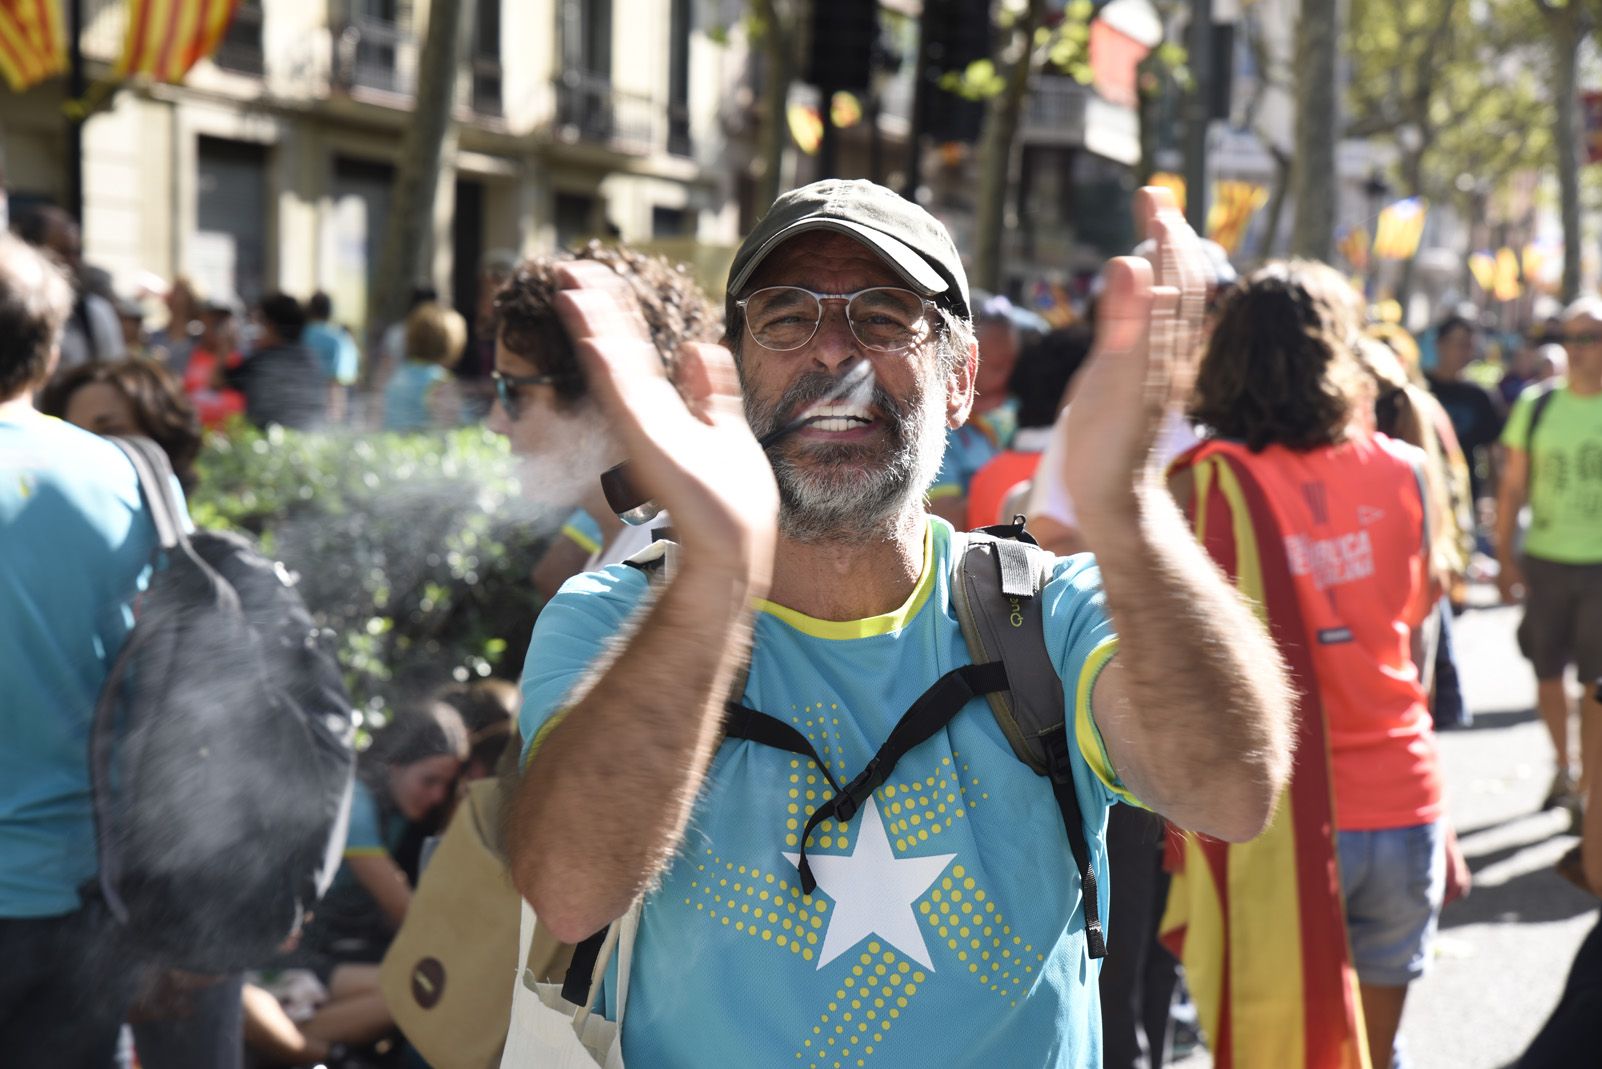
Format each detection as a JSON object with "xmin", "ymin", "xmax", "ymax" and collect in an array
[
  {"xmin": 1549, "ymin": 5, "xmax": 1583, "ymax": 303},
  {"xmin": 1257, "ymin": 149, "xmax": 1292, "ymax": 260},
  {"xmin": 1290, "ymin": 0, "xmax": 1338, "ymax": 261},
  {"xmin": 973, "ymin": 0, "xmax": 1046, "ymax": 295},
  {"xmin": 754, "ymin": 0, "xmax": 798, "ymax": 217},
  {"xmin": 368, "ymin": 0, "xmax": 473, "ymax": 365},
  {"xmin": 1394, "ymin": 143, "xmax": 1427, "ymax": 304}
]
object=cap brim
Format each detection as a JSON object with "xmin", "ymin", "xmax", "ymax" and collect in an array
[{"xmin": 729, "ymin": 218, "xmax": 949, "ymax": 301}]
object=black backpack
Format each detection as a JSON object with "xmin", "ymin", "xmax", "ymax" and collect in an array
[{"xmin": 90, "ymin": 437, "xmax": 357, "ymax": 972}]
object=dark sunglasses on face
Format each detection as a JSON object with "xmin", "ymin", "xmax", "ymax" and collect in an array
[
  {"xmin": 492, "ymin": 369, "xmax": 574, "ymax": 420},
  {"xmin": 1564, "ymin": 332, "xmax": 1602, "ymax": 347}
]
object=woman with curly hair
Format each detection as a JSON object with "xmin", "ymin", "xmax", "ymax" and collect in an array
[
  {"xmin": 1167, "ymin": 260, "xmax": 1446, "ymax": 1069},
  {"xmin": 38, "ymin": 357, "xmax": 203, "ymax": 491},
  {"xmin": 486, "ymin": 241, "xmax": 722, "ymax": 596}
]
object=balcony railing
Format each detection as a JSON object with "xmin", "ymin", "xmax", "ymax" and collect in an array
[
  {"xmin": 552, "ymin": 70, "xmax": 692, "ymax": 158},
  {"xmin": 332, "ymin": 16, "xmax": 415, "ymax": 97},
  {"xmin": 213, "ymin": 3, "xmax": 264, "ymax": 76}
]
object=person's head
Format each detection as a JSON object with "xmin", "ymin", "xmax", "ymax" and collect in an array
[
  {"xmin": 306, "ymin": 291, "xmax": 333, "ymax": 323},
  {"xmin": 15, "ymin": 205, "xmax": 81, "ymax": 270},
  {"xmin": 115, "ymin": 297, "xmax": 144, "ymax": 348},
  {"xmin": 1433, "ymin": 314, "xmax": 1478, "ymax": 378},
  {"xmin": 362, "ymin": 699, "xmax": 470, "ymax": 822},
  {"xmin": 0, "ymin": 232, "xmax": 74, "ymax": 403},
  {"xmin": 488, "ymin": 242, "xmax": 721, "ymax": 504},
  {"xmin": 37, "ymin": 358, "xmax": 204, "ymax": 489},
  {"xmin": 199, "ymin": 301, "xmax": 239, "ymax": 354},
  {"xmin": 403, "ymin": 302, "xmax": 468, "ymax": 368},
  {"xmin": 1535, "ymin": 341, "xmax": 1568, "ymax": 381},
  {"xmin": 723, "ymin": 179, "xmax": 977, "ymax": 542},
  {"xmin": 434, "ymin": 678, "xmax": 518, "ymax": 782},
  {"xmin": 1012, "ymin": 326, "xmax": 1093, "ymax": 430},
  {"xmin": 1561, "ymin": 297, "xmax": 1602, "ymax": 387},
  {"xmin": 165, "ymin": 277, "xmax": 200, "ymax": 330},
  {"xmin": 974, "ymin": 295, "xmax": 1021, "ymax": 406},
  {"xmin": 254, "ymin": 292, "xmax": 306, "ymax": 346},
  {"xmin": 1190, "ymin": 259, "xmax": 1366, "ymax": 453}
]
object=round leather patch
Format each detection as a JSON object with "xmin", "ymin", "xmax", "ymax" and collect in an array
[{"xmin": 411, "ymin": 957, "xmax": 446, "ymax": 1009}]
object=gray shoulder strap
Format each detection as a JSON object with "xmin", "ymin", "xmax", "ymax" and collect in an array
[
  {"xmin": 109, "ymin": 436, "xmax": 188, "ymax": 552},
  {"xmin": 948, "ymin": 530, "xmax": 1065, "ymax": 777}
]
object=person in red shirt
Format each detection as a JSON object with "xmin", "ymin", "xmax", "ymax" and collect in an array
[
  {"xmin": 1168, "ymin": 261, "xmax": 1444, "ymax": 1069},
  {"xmin": 182, "ymin": 302, "xmax": 246, "ymax": 428}
]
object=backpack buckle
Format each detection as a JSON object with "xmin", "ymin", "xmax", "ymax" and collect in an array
[{"xmin": 833, "ymin": 757, "xmax": 884, "ymax": 823}]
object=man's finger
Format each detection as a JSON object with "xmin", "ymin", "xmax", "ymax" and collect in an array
[
  {"xmin": 554, "ymin": 260, "xmax": 633, "ymax": 294},
  {"xmin": 1095, "ymin": 256, "xmax": 1156, "ymax": 354},
  {"xmin": 675, "ymin": 341, "xmax": 746, "ymax": 427},
  {"xmin": 554, "ymin": 287, "xmax": 655, "ymax": 349},
  {"xmin": 1133, "ymin": 187, "xmax": 1180, "ymax": 243}
]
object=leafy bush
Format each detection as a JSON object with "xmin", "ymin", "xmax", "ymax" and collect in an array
[{"xmin": 191, "ymin": 421, "xmax": 555, "ymax": 726}]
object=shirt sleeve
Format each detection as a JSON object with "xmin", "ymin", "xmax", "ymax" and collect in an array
[
  {"xmin": 928, "ymin": 428, "xmax": 965, "ymax": 501},
  {"xmin": 559, "ymin": 507, "xmax": 605, "ymax": 558},
  {"xmin": 343, "ymin": 781, "xmax": 387, "ymax": 858},
  {"xmin": 1040, "ymin": 554, "xmax": 1131, "ymax": 810},
  {"xmin": 335, "ymin": 332, "xmax": 360, "ymax": 386},
  {"xmin": 518, "ymin": 564, "xmax": 652, "ymax": 764}
]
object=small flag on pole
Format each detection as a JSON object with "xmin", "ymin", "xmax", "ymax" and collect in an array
[
  {"xmin": 117, "ymin": 0, "xmax": 238, "ymax": 83},
  {"xmin": 1373, "ymin": 197, "xmax": 1428, "ymax": 260}
]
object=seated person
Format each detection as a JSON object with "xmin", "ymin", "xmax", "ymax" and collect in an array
[{"xmin": 244, "ymin": 700, "xmax": 468, "ymax": 1065}]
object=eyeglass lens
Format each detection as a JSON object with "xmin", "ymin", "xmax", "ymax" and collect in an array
[{"xmin": 744, "ymin": 287, "xmax": 931, "ymax": 352}]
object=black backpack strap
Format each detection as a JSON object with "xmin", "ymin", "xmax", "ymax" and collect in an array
[
  {"xmin": 728, "ymin": 661, "xmax": 1009, "ymax": 897},
  {"xmin": 1525, "ymin": 384, "xmax": 1558, "ymax": 454},
  {"xmin": 561, "ymin": 928, "xmax": 609, "ymax": 1007},
  {"xmin": 949, "ymin": 525, "xmax": 1106, "ymax": 959}
]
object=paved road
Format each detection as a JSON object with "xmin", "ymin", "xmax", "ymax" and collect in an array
[{"xmin": 1172, "ymin": 598, "xmax": 1599, "ymax": 1069}]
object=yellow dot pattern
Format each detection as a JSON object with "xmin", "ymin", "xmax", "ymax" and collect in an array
[
  {"xmin": 791, "ymin": 700, "xmax": 853, "ymax": 780},
  {"xmin": 793, "ymin": 941, "xmax": 927, "ymax": 1068},
  {"xmin": 916, "ymin": 863, "xmax": 1044, "ymax": 1001},
  {"xmin": 688, "ymin": 845, "xmax": 828, "ymax": 960},
  {"xmin": 884, "ymin": 752, "xmax": 989, "ymax": 852}
]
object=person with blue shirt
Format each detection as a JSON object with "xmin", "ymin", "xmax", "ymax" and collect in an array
[
  {"xmin": 0, "ymin": 232, "xmax": 166, "ymax": 1067},
  {"xmin": 505, "ymin": 180, "xmax": 1294, "ymax": 1066},
  {"xmin": 302, "ymin": 291, "xmax": 360, "ymax": 424}
]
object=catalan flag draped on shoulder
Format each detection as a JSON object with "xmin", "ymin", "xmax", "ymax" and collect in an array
[
  {"xmin": 1159, "ymin": 444, "xmax": 1371, "ymax": 1069},
  {"xmin": 0, "ymin": 0, "xmax": 66, "ymax": 92},
  {"xmin": 117, "ymin": 0, "xmax": 237, "ymax": 83}
]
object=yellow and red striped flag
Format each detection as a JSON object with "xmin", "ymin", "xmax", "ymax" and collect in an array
[
  {"xmin": 117, "ymin": 0, "xmax": 237, "ymax": 83},
  {"xmin": 1162, "ymin": 444, "xmax": 1371, "ymax": 1069},
  {"xmin": 1493, "ymin": 246, "xmax": 1522, "ymax": 303},
  {"xmin": 1373, "ymin": 197, "xmax": 1428, "ymax": 261},
  {"xmin": 1207, "ymin": 181, "xmax": 1268, "ymax": 256},
  {"xmin": 0, "ymin": 0, "xmax": 66, "ymax": 91}
]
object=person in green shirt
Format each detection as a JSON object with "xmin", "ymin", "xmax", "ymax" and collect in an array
[{"xmin": 1496, "ymin": 297, "xmax": 1602, "ymax": 819}]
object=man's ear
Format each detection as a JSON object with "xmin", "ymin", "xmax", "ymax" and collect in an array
[{"xmin": 945, "ymin": 335, "xmax": 978, "ymax": 429}]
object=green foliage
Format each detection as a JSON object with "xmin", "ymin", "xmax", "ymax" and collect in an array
[{"xmin": 192, "ymin": 421, "xmax": 552, "ymax": 725}]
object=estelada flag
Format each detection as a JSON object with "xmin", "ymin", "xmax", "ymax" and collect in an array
[
  {"xmin": 0, "ymin": 0, "xmax": 67, "ymax": 92},
  {"xmin": 1160, "ymin": 447, "xmax": 1371, "ymax": 1069},
  {"xmin": 117, "ymin": 0, "xmax": 237, "ymax": 83}
]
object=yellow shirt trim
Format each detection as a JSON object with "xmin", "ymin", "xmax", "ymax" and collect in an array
[
  {"xmin": 753, "ymin": 521, "xmax": 937, "ymax": 640},
  {"xmin": 1073, "ymin": 636, "xmax": 1143, "ymax": 807},
  {"xmin": 560, "ymin": 522, "xmax": 602, "ymax": 557},
  {"xmin": 926, "ymin": 484, "xmax": 961, "ymax": 501},
  {"xmin": 524, "ymin": 703, "xmax": 575, "ymax": 766},
  {"xmin": 342, "ymin": 846, "xmax": 387, "ymax": 858}
]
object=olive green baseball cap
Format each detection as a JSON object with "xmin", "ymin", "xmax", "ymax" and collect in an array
[{"xmin": 727, "ymin": 179, "xmax": 971, "ymax": 321}]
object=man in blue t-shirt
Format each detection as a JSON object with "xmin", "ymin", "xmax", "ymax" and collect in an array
[
  {"xmin": 0, "ymin": 233, "xmax": 165, "ymax": 1066},
  {"xmin": 506, "ymin": 181, "xmax": 1294, "ymax": 1067},
  {"xmin": 302, "ymin": 290, "xmax": 360, "ymax": 423}
]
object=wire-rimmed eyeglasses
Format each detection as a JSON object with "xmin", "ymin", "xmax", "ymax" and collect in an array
[{"xmin": 736, "ymin": 286, "xmax": 938, "ymax": 353}]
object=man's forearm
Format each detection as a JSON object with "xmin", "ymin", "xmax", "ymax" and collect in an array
[
  {"xmin": 508, "ymin": 564, "xmax": 754, "ymax": 942},
  {"xmin": 1083, "ymin": 482, "xmax": 1294, "ymax": 841}
]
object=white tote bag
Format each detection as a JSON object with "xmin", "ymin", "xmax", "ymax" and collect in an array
[{"xmin": 499, "ymin": 898, "xmax": 640, "ymax": 1069}]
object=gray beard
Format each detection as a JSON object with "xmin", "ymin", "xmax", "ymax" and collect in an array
[{"xmin": 748, "ymin": 372, "xmax": 948, "ymax": 544}]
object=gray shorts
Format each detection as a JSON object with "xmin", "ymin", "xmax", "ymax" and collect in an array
[{"xmin": 1517, "ymin": 556, "xmax": 1602, "ymax": 682}]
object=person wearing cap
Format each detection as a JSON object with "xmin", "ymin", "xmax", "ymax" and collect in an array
[
  {"xmin": 926, "ymin": 293, "xmax": 1024, "ymax": 526},
  {"xmin": 506, "ymin": 180, "xmax": 1292, "ymax": 1066}
]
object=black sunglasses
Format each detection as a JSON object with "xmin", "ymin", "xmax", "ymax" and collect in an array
[{"xmin": 492, "ymin": 369, "xmax": 575, "ymax": 420}]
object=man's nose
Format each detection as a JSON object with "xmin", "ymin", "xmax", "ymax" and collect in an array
[{"xmin": 807, "ymin": 302, "xmax": 862, "ymax": 372}]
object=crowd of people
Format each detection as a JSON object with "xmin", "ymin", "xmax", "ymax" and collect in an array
[{"xmin": 2, "ymin": 175, "xmax": 1599, "ymax": 1069}]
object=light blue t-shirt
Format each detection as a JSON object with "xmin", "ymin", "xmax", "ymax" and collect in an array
[
  {"xmin": 303, "ymin": 321, "xmax": 360, "ymax": 386},
  {"xmin": 930, "ymin": 400, "xmax": 1019, "ymax": 503},
  {"xmin": 519, "ymin": 518, "xmax": 1129, "ymax": 1067},
  {"xmin": 0, "ymin": 413, "xmax": 159, "ymax": 918},
  {"xmin": 383, "ymin": 361, "xmax": 450, "ymax": 431}
]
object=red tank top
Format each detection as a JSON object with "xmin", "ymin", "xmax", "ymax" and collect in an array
[
  {"xmin": 1192, "ymin": 434, "xmax": 1442, "ymax": 830},
  {"xmin": 966, "ymin": 450, "xmax": 1043, "ymax": 530}
]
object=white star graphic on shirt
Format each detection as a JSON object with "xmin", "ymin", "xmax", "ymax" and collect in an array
[{"xmin": 783, "ymin": 795, "xmax": 956, "ymax": 972}]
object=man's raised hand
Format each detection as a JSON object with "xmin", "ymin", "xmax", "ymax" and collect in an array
[{"xmin": 553, "ymin": 262, "xmax": 778, "ymax": 597}]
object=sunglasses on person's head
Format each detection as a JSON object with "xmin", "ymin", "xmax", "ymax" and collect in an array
[
  {"xmin": 492, "ymin": 369, "xmax": 575, "ymax": 420},
  {"xmin": 736, "ymin": 286, "xmax": 939, "ymax": 353}
]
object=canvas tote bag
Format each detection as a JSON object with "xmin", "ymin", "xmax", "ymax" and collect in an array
[{"xmin": 499, "ymin": 894, "xmax": 640, "ymax": 1069}]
